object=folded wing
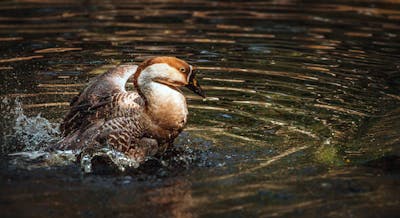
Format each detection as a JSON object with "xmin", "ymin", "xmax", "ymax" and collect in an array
[{"xmin": 59, "ymin": 65, "xmax": 147, "ymax": 150}]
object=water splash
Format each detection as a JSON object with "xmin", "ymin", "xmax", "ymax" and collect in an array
[
  {"xmin": 13, "ymin": 100, "xmax": 61, "ymax": 151},
  {"xmin": 8, "ymin": 150, "xmax": 77, "ymax": 170},
  {"xmin": 79, "ymin": 147, "xmax": 141, "ymax": 173},
  {"xmin": 77, "ymin": 135, "xmax": 214, "ymax": 174},
  {"xmin": 0, "ymin": 98, "xmax": 61, "ymax": 153}
]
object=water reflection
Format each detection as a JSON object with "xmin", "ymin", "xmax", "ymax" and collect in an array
[{"xmin": 0, "ymin": 0, "xmax": 400, "ymax": 217}]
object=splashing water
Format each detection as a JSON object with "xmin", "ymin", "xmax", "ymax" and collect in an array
[
  {"xmin": 13, "ymin": 100, "xmax": 61, "ymax": 151},
  {"xmin": 8, "ymin": 150, "xmax": 77, "ymax": 170},
  {"xmin": 80, "ymin": 147, "xmax": 141, "ymax": 173},
  {"xmin": 0, "ymin": 99, "xmax": 76, "ymax": 169},
  {"xmin": 0, "ymin": 98, "xmax": 61, "ymax": 153}
]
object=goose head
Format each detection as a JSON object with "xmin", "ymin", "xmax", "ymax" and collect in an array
[{"xmin": 133, "ymin": 56, "xmax": 205, "ymax": 98}]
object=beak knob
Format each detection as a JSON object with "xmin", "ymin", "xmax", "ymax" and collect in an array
[{"xmin": 186, "ymin": 71, "xmax": 206, "ymax": 98}]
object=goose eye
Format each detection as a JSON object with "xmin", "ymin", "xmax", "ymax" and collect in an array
[{"xmin": 179, "ymin": 67, "xmax": 186, "ymax": 73}]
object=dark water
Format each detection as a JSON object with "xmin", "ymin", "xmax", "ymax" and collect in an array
[{"xmin": 1, "ymin": 0, "xmax": 400, "ymax": 217}]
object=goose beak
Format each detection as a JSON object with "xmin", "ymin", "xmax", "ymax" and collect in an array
[{"xmin": 186, "ymin": 73, "xmax": 206, "ymax": 98}]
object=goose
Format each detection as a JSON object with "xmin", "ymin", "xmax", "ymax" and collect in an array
[{"xmin": 58, "ymin": 57, "xmax": 205, "ymax": 164}]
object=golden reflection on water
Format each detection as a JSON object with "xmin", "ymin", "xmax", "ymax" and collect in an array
[
  {"xmin": 0, "ymin": 55, "xmax": 43, "ymax": 63},
  {"xmin": 34, "ymin": 47, "xmax": 82, "ymax": 54}
]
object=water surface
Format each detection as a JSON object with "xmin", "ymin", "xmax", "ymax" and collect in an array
[{"xmin": 1, "ymin": 0, "xmax": 400, "ymax": 217}]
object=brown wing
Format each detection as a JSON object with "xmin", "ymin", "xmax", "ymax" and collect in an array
[
  {"xmin": 63, "ymin": 116, "xmax": 158, "ymax": 163},
  {"xmin": 94, "ymin": 116, "xmax": 158, "ymax": 161},
  {"xmin": 60, "ymin": 91, "xmax": 144, "ymax": 137},
  {"xmin": 60, "ymin": 64, "xmax": 140, "ymax": 136}
]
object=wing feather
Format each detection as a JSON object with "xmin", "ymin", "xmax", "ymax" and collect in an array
[{"xmin": 60, "ymin": 65, "xmax": 142, "ymax": 136}]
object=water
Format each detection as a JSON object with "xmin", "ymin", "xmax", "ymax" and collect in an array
[{"xmin": 1, "ymin": 0, "xmax": 400, "ymax": 217}]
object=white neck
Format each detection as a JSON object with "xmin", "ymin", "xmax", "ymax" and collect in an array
[
  {"xmin": 142, "ymin": 81, "xmax": 185, "ymax": 105},
  {"xmin": 136, "ymin": 63, "xmax": 189, "ymax": 129},
  {"xmin": 140, "ymin": 81, "xmax": 188, "ymax": 129}
]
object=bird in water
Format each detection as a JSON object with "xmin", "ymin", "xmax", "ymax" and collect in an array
[{"xmin": 57, "ymin": 57, "xmax": 205, "ymax": 165}]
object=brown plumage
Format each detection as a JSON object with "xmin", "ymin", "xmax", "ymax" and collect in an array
[{"xmin": 58, "ymin": 57, "xmax": 205, "ymax": 163}]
